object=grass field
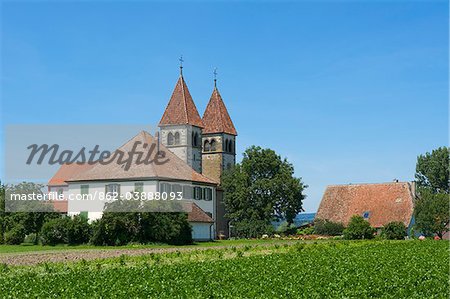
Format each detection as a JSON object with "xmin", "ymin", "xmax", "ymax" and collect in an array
[{"xmin": 0, "ymin": 240, "xmax": 448, "ymax": 298}]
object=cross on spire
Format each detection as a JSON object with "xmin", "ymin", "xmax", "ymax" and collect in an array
[
  {"xmin": 179, "ymin": 55, "xmax": 184, "ymax": 75},
  {"xmin": 213, "ymin": 67, "xmax": 218, "ymax": 87}
]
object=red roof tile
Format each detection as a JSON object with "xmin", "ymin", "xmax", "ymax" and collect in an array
[
  {"xmin": 188, "ymin": 202, "xmax": 214, "ymax": 223},
  {"xmin": 48, "ymin": 163, "xmax": 96, "ymax": 186},
  {"xmin": 202, "ymin": 87, "xmax": 237, "ymax": 136},
  {"xmin": 316, "ymin": 182, "xmax": 415, "ymax": 228},
  {"xmin": 66, "ymin": 131, "xmax": 216, "ymax": 185},
  {"xmin": 48, "ymin": 200, "xmax": 68, "ymax": 213},
  {"xmin": 159, "ymin": 76, "xmax": 204, "ymax": 128}
]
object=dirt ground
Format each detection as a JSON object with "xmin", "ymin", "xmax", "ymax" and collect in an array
[{"xmin": 0, "ymin": 241, "xmax": 297, "ymax": 266}]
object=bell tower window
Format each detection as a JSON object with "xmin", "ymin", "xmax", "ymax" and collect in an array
[
  {"xmin": 174, "ymin": 132, "xmax": 180, "ymax": 145},
  {"xmin": 204, "ymin": 140, "xmax": 210, "ymax": 152},
  {"xmin": 168, "ymin": 132, "xmax": 174, "ymax": 145},
  {"xmin": 210, "ymin": 139, "xmax": 217, "ymax": 151}
]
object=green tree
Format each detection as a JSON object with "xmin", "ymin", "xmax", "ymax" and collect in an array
[
  {"xmin": 414, "ymin": 189, "xmax": 449, "ymax": 238},
  {"xmin": 314, "ymin": 219, "xmax": 345, "ymax": 236},
  {"xmin": 414, "ymin": 147, "xmax": 449, "ymax": 238},
  {"xmin": 2, "ymin": 182, "xmax": 59, "ymax": 244},
  {"xmin": 343, "ymin": 215, "xmax": 375, "ymax": 240},
  {"xmin": 222, "ymin": 146, "xmax": 307, "ymax": 238},
  {"xmin": 0, "ymin": 183, "xmax": 5, "ymax": 244},
  {"xmin": 415, "ymin": 147, "xmax": 449, "ymax": 194}
]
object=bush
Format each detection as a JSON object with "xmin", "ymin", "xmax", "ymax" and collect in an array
[
  {"xmin": 276, "ymin": 221, "xmax": 297, "ymax": 235},
  {"xmin": 233, "ymin": 219, "xmax": 274, "ymax": 238},
  {"xmin": 4, "ymin": 224, "xmax": 25, "ymax": 245},
  {"xmin": 67, "ymin": 215, "xmax": 92, "ymax": 245},
  {"xmin": 40, "ymin": 217, "xmax": 70, "ymax": 245},
  {"xmin": 297, "ymin": 226, "xmax": 314, "ymax": 235},
  {"xmin": 314, "ymin": 219, "xmax": 345, "ymax": 236},
  {"xmin": 381, "ymin": 221, "xmax": 407, "ymax": 240},
  {"xmin": 23, "ymin": 233, "xmax": 37, "ymax": 244},
  {"xmin": 91, "ymin": 212, "xmax": 192, "ymax": 246},
  {"xmin": 343, "ymin": 215, "xmax": 375, "ymax": 240},
  {"xmin": 90, "ymin": 213, "xmax": 135, "ymax": 246}
]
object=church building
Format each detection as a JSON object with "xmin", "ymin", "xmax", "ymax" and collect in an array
[{"xmin": 48, "ymin": 65, "xmax": 237, "ymax": 240}]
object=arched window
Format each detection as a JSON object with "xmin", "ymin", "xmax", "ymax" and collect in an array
[
  {"xmin": 204, "ymin": 140, "xmax": 210, "ymax": 152},
  {"xmin": 210, "ymin": 139, "xmax": 217, "ymax": 151},
  {"xmin": 229, "ymin": 140, "xmax": 233, "ymax": 153},
  {"xmin": 167, "ymin": 132, "xmax": 174, "ymax": 145},
  {"xmin": 174, "ymin": 132, "xmax": 180, "ymax": 145},
  {"xmin": 193, "ymin": 132, "xmax": 198, "ymax": 147}
]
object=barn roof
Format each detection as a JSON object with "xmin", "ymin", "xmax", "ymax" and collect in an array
[{"xmin": 315, "ymin": 182, "xmax": 415, "ymax": 228}]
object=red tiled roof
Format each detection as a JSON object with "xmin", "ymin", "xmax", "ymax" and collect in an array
[
  {"xmin": 48, "ymin": 200, "xmax": 68, "ymax": 213},
  {"xmin": 159, "ymin": 76, "xmax": 204, "ymax": 128},
  {"xmin": 188, "ymin": 202, "xmax": 214, "ymax": 223},
  {"xmin": 316, "ymin": 182, "xmax": 415, "ymax": 228},
  {"xmin": 67, "ymin": 131, "xmax": 216, "ymax": 185},
  {"xmin": 48, "ymin": 163, "xmax": 96, "ymax": 186},
  {"xmin": 202, "ymin": 87, "xmax": 237, "ymax": 135}
]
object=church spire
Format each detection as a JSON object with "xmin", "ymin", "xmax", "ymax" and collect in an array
[
  {"xmin": 202, "ymin": 81, "xmax": 237, "ymax": 136},
  {"xmin": 213, "ymin": 67, "xmax": 217, "ymax": 88},
  {"xmin": 179, "ymin": 55, "xmax": 184, "ymax": 76},
  {"xmin": 158, "ymin": 60, "xmax": 204, "ymax": 128}
]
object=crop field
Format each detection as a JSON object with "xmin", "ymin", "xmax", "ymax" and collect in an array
[{"xmin": 0, "ymin": 240, "xmax": 448, "ymax": 298}]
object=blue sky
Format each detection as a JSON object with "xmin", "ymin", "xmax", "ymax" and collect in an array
[{"xmin": 1, "ymin": 1, "xmax": 448, "ymax": 212}]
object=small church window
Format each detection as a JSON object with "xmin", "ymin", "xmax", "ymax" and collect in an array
[
  {"xmin": 160, "ymin": 183, "xmax": 171, "ymax": 193},
  {"xmin": 225, "ymin": 139, "xmax": 232, "ymax": 152},
  {"xmin": 204, "ymin": 188, "xmax": 212, "ymax": 201},
  {"xmin": 183, "ymin": 185, "xmax": 192, "ymax": 199},
  {"xmin": 192, "ymin": 132, "xmax": 198, "ymax": 147},
  {"xmin": 172, "ymin": 184, "xmax": 182, "ymax": 194},
  {"xmin": 194, "ymin": 186, "xmax": 202, "ymax": 200},
  {"xmin": 210, "ymin": 139, "xmax": 217, "ymax": 151},
  {"xmin": 204, "ymin": 140, "xmax": 210, "ymax": 152},
  {"xmin": 174, "ymin": 132, "xmax": 180, "ymax": 145},
  {"xmin": 134, "ymin": 182, "xmax": 144, "ymax": 193},
  {"xmin": 168, "ymin": 132, "xmax": 175, "ymax": 145},
  {"xmin": 105, "ymin": 184, "xmax": 120, "ymax": 198}
]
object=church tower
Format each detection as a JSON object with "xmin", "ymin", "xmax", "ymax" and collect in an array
[
  {"xmin": 201, "ymin": 79, "xmax": 237, "ymax": 184},
  {"xmin": 158, "ymin": 65, "xmax": 204, "ymax": 173}
]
